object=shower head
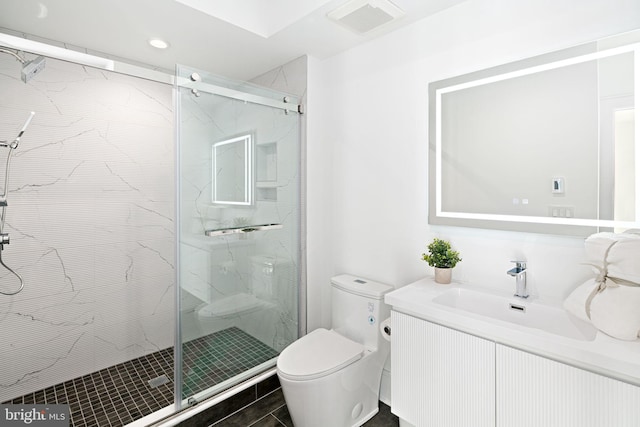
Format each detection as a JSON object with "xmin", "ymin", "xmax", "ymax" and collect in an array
[
  {"xmin": 0, "ymin": 47, "xmax": 46, "ymax": 83},
  {"xmin": 21, "ymin": 56, "xmax": 46, "ymax": 83}
]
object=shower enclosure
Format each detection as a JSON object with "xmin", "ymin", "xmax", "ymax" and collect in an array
[
  {"xmin": 0, "ymin": 35, "xmax": 303, "ymax": 427},
  {"xmin": 175, "ymin": 65, "xmax": 302, "ymax": 408}
]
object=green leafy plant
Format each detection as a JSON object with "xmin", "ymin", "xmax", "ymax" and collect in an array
[{"xmin": 421, "ymin": 238, "xmax": 462, "ymax": 269}]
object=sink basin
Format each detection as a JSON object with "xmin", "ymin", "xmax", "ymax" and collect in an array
[{"xmin": 433, "ymin": 288, "xmax": 597, "ymax": 341}]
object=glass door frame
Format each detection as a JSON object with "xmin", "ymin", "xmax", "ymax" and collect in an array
[{"xmin": 173, "ymin": 65, "xmax": 305, "ymax": 410}]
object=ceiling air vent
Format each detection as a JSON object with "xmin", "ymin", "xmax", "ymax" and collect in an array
[{"xmin": 328, "ymin": 0, "xmax": 405, "ymax": 34}]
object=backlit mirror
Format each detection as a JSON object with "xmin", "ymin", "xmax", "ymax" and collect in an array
[
  {"xmin": 212, "ymin": 134, "xmax": 254, "ymax": 205},
  {"xmin": 429, "ymin": 30, "xmax": 640, "ymax": 236}
]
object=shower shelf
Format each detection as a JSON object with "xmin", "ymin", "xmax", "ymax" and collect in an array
[{"xmin": 204, "ymin": 223, "xmax": 283, "ymax": 237}]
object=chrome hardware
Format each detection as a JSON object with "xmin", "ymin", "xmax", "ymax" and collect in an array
[
  {"xmin": 191, "ymin": 88, "xmax": 200, "ymax": 97},
  {"xmin": 0, "ymin": 233, "xmax": 9, "ymax": 247},
  {"xmin": 507, "ymin": 260, "xmax": 528, "ymax": 298},
  {"xmin": 282, "ymin": 97, "xmax": 291, "ymax": 114},
  {"xmin": 205, "ymin": 223, "xmax": 283, "ymax": 237},
  {"xmin": 190, "ymin": 72, "xmax": 201, "ymax": 82}
]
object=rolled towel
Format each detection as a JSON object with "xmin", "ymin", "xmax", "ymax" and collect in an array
[
  {"xmin": 590, "ymin": 282, "xmax": 640, "ymax": 341},
  {"xmin": 584, "ymin": 233, "xmax": 625, "ymax": 270},
  {"xmin": 584, "ymin": 233, "xmax": 617, "ymax": 275},
  {"xmin": 564, "ymin": 278, "xmax": 640, "ymax": 340},
  {"xmin": 564, "ymin": 232, "xmax": 640, "ymax": 341},
  {"xmin": 606, "ymin": 233, "xmax": 640, "ymax": 284},
  {"xmin": 584, "ymin": 232, "xmax": 640, "ymax": 280}
]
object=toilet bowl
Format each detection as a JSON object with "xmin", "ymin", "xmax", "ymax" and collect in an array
[{"xmin": 277, "ymin": 274, "xmax": 393, "ymax": 427}]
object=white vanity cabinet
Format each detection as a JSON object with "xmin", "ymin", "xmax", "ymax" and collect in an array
[
  {"xmin": 391, "ymin": 311, "xmax": 495, "ymax": 427},
  {"xmin": 496, "ymin": 344, "xmax": 640, "ymax": 427},
  {"xmin": 391, "ymin": 310, "xmax": 640, "ymax": 427}
]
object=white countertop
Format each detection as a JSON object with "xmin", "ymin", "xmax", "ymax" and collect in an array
[{"xmin": 385, "ymin": 277, "xmax": 640, "ymax": 387}]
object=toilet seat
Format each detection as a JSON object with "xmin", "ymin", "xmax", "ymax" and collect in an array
[{"xmin": 277, "ymin": 328, "xmax": 364, "ymax": 381}]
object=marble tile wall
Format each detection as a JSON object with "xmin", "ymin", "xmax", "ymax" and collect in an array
[{"xmin": 0, "ymin": 54, "xmax": 174, "ymax": 401}]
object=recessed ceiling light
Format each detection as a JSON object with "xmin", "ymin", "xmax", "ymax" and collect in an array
[{"xmin": 149, "ymin": 39, "xmax": 169, "ymax": 49}]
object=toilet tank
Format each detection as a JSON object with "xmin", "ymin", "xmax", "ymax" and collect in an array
[{"xmin": 330, "ymin": 274, "xmax": 394, "ymax": 349}]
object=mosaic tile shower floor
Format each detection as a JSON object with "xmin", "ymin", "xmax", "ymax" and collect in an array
[{"xmin": 3, "ymin": 327, "xmax": 279, "ymax": 427}]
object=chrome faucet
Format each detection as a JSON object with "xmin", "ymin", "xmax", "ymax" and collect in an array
[{"xmin": 507, "ymin": 261, "xmax": 528, "ymax": 298}]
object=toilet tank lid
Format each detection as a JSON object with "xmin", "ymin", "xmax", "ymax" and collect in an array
[{"xmin": 331, "ymin": 274, "xmax": 394, "ymax": 299}]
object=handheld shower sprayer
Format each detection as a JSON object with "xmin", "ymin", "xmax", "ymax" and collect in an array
[
  {"xmin": 0, "ymin": 111, "xmax": 34, "ymax": 295},
  {"xmin": 0, "ymin": 111, "xmax": 35, "ymax": 149},
  {"xmin": 11, "ymin": 111, "xmax": 35, "ymax": 149}
]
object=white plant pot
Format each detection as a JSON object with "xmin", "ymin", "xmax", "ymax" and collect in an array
[{"xmin": 434, "ymin": 267, "xmax": 452, "ymax": 284}]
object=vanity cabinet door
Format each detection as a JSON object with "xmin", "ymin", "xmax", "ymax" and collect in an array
[
  {"xmin": 496, "ymin": 344, "xmax": 640, "ymax": 427},
  {"xmin": 391, "ymin": 311, "xmax": 495, "ymax": 427}
]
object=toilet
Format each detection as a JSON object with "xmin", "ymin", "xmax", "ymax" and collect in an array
[{"xmin": 277, "ymin": 274, "xmax": 393, "ymax": 427}]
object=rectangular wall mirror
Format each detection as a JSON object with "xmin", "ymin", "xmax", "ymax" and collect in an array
[
  {"xmin": 429, "ymin": 30, "xmax": 640, "ymax": 236},
  {"xmin": 212, "ymin": 134, "xmax": 254, "ymax": 205}
]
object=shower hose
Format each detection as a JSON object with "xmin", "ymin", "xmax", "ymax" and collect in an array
[{"xmin": 0, "ymin": 113, "xmax": 32, "ymax": 295}]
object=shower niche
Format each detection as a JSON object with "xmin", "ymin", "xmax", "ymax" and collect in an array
[{"xmin": 256, "ymin": 141, "xmax": 278, "ymax": 202}]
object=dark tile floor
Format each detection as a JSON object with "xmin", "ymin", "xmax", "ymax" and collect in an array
[
  {"xmin": 5, "ymin": 327, "xmax": 397, "ymax": 427},
  {"xmin": 4, "ymin": 327, "xmax": 278, "ymax": 427},
  {"xmin": 209, "ymin": 387, "xmax": 399, "ymax": 427}
]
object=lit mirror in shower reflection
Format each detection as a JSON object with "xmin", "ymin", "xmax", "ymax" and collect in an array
[{"xmin": 212, "ymin": 134, "xmax": 254, "ymax": 205}]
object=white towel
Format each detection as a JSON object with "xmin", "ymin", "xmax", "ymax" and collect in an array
[
  {"xmin": 606, "ymin": 235, "xmax": 640, "ymax": 284},
  {"xmin": 584, "ymin": 232, "xmax": 620, "ymax": 265},
  {"xmin": 590, "ymin": 282, "xmax": 640, "ymax": 340},
  {"xmin": 584, "ymin": 232, "xmax": 640, "ymax": 283},
  {"xmin": 563, "ymin": 232, "xmax": 640, "ymax": 341}
]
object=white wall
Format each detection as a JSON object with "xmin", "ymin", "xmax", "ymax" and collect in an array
[{"xmin": 306, "ymin": 0, "xmax": 640, "ymax": 331}]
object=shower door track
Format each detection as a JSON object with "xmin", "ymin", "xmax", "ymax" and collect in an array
[{"xmin": 176, "ymin": 77, "xmax": 304, "ymax": 114}]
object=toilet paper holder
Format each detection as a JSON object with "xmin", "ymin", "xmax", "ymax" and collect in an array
[{"xmin": 380, "ymin": 317, "xmax": 391, "ymax": 340}]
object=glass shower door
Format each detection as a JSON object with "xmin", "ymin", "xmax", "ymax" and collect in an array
[{"xmin": 175, "ymin": 65, "xmax": 301, "ymax": 406}]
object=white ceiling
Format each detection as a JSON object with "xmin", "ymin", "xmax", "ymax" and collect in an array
[
  {"xmin": 174, "ymin": 0, "xmax": 336, "ymax": 38},
  {"xmin": 0, "ymin": 0, "xmax": 466, "ymax": 81}
]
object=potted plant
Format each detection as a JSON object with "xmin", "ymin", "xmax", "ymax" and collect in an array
[{"xmin": 421, "ymin": 238, "xmax": 462, "ymax": 284}]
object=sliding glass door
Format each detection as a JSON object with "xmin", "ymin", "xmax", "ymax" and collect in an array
[{"xmin": 175, "ymin": 65, "xmax": 301, "ymax": 406}]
